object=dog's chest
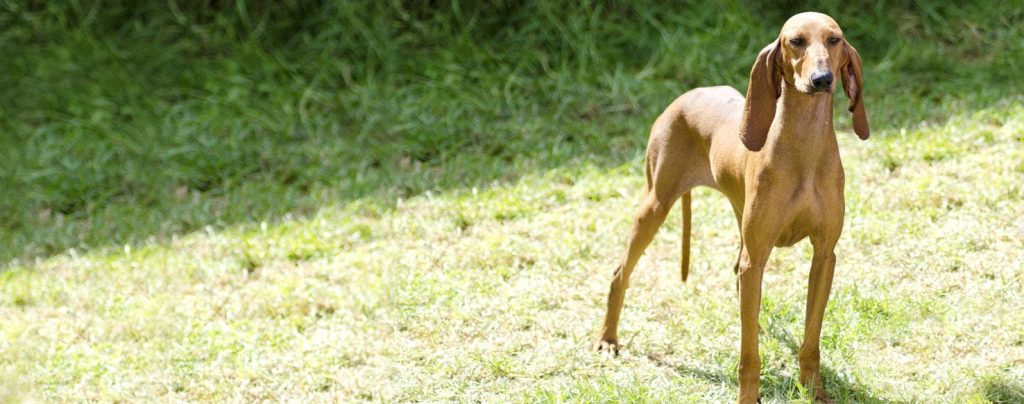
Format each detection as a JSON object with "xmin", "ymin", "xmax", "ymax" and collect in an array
[
  {"xmin": 775, "ymin": 213, "xmax": 814, "ymax": 247},
  {"xmin": 772, "ymin": 172, "xmax": 839, "ymax": 247}
]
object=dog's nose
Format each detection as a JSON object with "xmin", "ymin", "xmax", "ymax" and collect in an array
[{"xmin": 810, "ymin": 70, "xmax": 833, "ymax": 91}]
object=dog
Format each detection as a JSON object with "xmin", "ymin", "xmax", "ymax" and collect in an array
[{"xmin": 596, "ymin": 12, "xmax": 869, "ymax": 403}]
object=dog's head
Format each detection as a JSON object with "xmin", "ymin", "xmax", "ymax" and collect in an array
[{"xmin": 739, "ymin": 12, "xmax": 869, "ymax": 151}]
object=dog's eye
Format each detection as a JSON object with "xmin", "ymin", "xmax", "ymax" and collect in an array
[
  {"xmin": 828, "ymin": 37, "xmax": 841, "ymax": 45},
  {"xmin": 789, "ymin": 38, "xmax": 806, "ymax": 47}
]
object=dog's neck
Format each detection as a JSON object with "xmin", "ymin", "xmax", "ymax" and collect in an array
[{"xmin": 768, "ymin": 82, "xmax": 837, "ymax": 156}]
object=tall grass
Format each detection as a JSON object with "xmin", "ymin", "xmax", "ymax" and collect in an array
[{"xmin": 1, "ymin": 0, "xmax": 1021, "ymax": 264}]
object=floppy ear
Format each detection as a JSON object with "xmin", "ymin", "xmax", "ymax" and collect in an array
[
  {"xmin": 841, "ymin": 41, "xmax": 870, "ymax": 140},
  {"xmin": 739, "ymin": 40, "xmax": 782, "ymax": 151}
]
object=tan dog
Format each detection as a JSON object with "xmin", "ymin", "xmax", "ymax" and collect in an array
[{"xmin": 597, "ymin": 12, "xmax": 868, "ymax": 403}]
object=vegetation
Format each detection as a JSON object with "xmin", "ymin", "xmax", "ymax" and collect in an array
[{"xmin": 1, "ymin": 1, "xmax": 1022, "ymax": 401}]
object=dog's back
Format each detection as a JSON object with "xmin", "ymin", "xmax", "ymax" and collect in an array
[
  {"xmin": 651, "ymin": 86, "xmax": 743, "ymax": 145},
  {"xmin": 646, "ymin": 86, "xmax": 749, "ymax": 203}
]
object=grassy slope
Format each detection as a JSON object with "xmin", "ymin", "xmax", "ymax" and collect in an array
[{"xmin": 1, "ymin": 1, "xmax": 1023, "ymax": 402}]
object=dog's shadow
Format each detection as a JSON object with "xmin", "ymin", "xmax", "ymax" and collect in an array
[
  {"xmin": 652, "ymin": 311, "xmax": 906, "ymax": 403},
  {"xmin": 977, "ymin": 376, "xmax": 1024, "ymax": 403},
  {"xmin": 760, "ymin": 315, "xmax": 902, "ymax": 403}
]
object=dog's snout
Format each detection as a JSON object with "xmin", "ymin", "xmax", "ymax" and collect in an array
[{"xmin": 810, "ymin": 70, "xmax": 833, "ymax": 91}]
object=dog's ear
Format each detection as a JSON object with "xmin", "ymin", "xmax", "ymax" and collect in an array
[
  {"xmin": 842, "ymin": 41, "xmax": 870, "ymax": 140},
  {"xmin": 739, "ymin": 40, "xmax": 782, "ymax": 151}
]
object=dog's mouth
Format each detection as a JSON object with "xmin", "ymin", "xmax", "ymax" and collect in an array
[{"xmin": 799, "ymin": 83, "xmax": 833, "ymax": 95}]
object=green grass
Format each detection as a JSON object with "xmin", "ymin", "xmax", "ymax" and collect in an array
[{"xmin": 1, "ymin": 1, "xmax": 1023, "ymax": 401}]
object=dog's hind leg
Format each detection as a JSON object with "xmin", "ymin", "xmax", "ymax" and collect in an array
[
  {"xmin": 598, "ymin": 142, "xmax": 696, "ymax": 352},
  {"xmin": 597, "ymin": 186, "xmax": 678, "ymax": 353},
  {"xmin": 597, "ymin": 98, "xmax": 715, "ymax": 353}
]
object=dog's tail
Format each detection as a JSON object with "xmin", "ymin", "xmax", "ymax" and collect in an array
[{"xmin": 680, "ymin": 191, "xmax": 692, "ymax": 283}]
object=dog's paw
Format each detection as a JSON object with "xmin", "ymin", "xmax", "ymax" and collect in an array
[
  {"xmin": 811, "ymin": 388, "xmax": 833, "ymax": 404},
  {"xmin": 595, "ymin": 339, "xmax": 620, "ymax": 355},
  {"xmin": 801, "ymin": 375, "xmax": 832, "ymax": 403}
]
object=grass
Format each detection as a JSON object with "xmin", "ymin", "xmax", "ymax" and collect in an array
[{"xmin": 1, "ymin": 0, "xmax": 1023, "ymax": 401}]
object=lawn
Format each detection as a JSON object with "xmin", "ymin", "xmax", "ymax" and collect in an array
[{"xmin": 1, "ymin": 1, "xmax": 1023, "ymax": 402}]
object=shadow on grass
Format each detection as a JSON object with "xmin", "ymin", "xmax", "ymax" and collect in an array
[
  {"xmin": 653, "ymin": 309, "xmax": 906, "ymax": 403},
  {"xmin": 0, "ymin": 99, "xmax": 649, "ymax": 269},
  {"xmin": 6, "ymin": 89, "xmax": 1021, "ymax": 271},
  {"xmin": 760, "ymin": 312, "xmax": 906, "ymax": 403},
  {"xmin": 979, "ymin": 376, "xmax": 1024, "ymax": 403},
  {"xmin": 667, "ymin": 358, "xmax": 899, "ymax": 403}
]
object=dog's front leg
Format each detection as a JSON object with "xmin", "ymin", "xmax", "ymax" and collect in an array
[
  {"xmin": 736, "ymin": 243, "xmax": 770, "ymax": 404},
  {"xmin": 799, "ymin": 238, "xmax": 838, "ymax": 402}
]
